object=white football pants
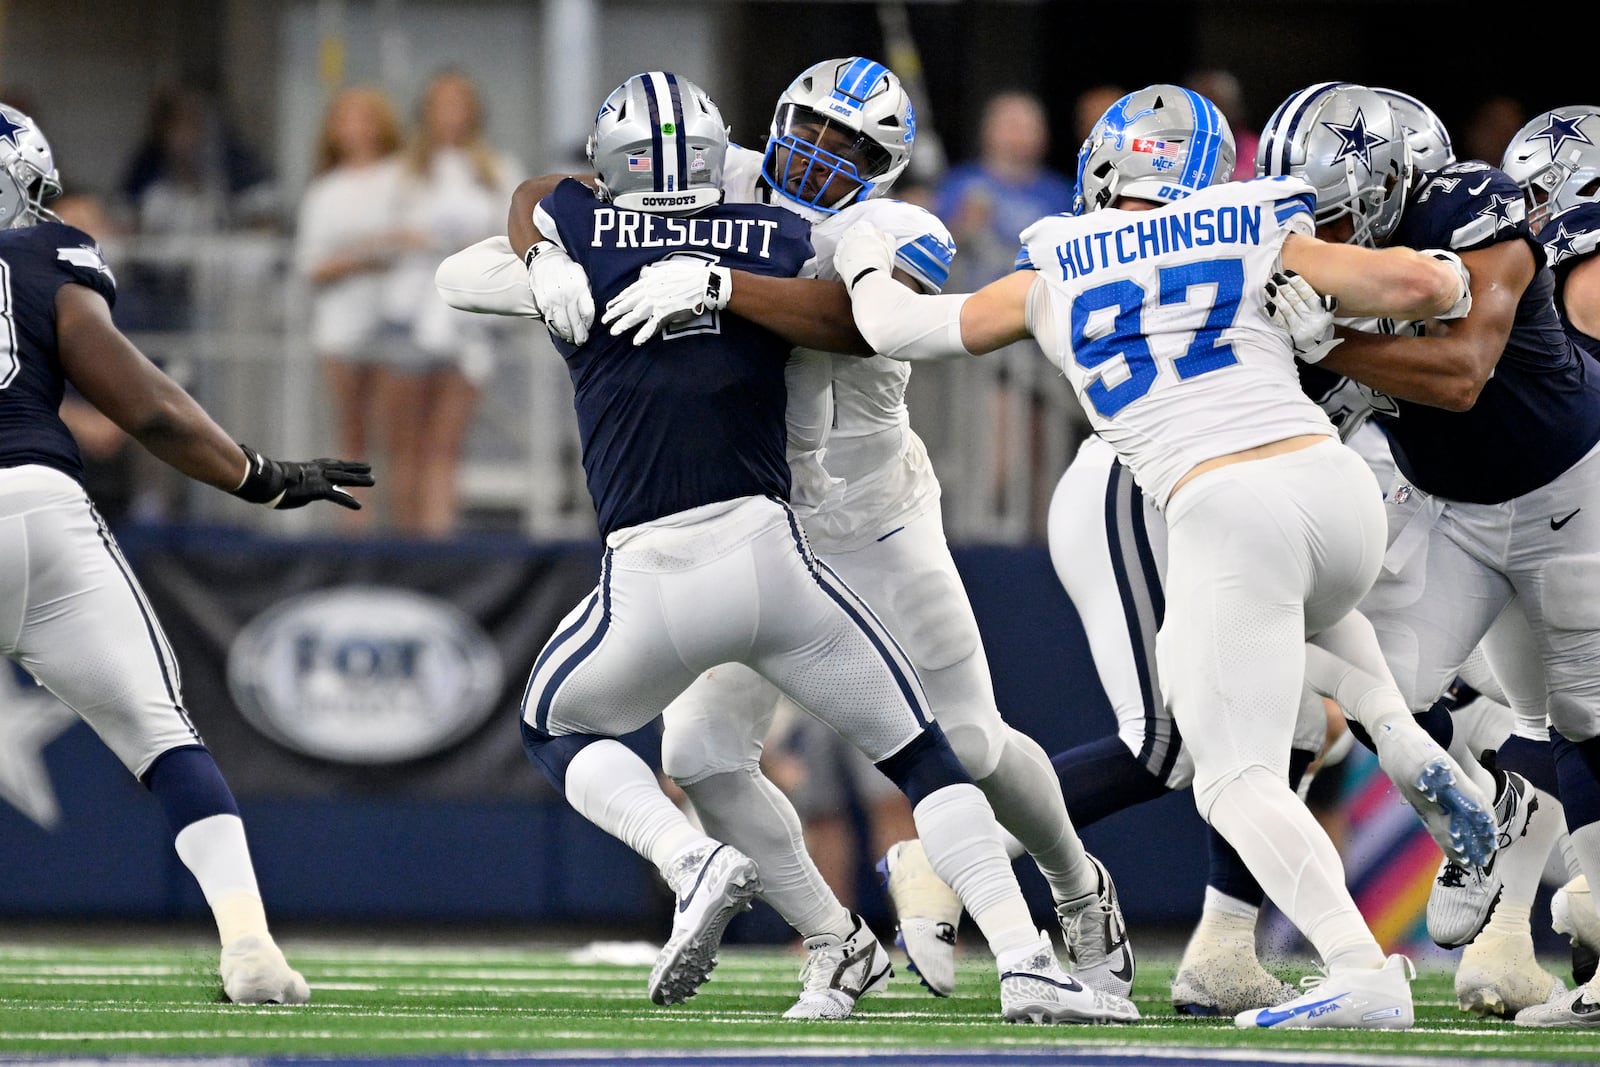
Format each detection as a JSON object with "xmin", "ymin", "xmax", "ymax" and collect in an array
[{"xmin": 0, "ymin": 465, "xmax": 198, "ymax": 778}]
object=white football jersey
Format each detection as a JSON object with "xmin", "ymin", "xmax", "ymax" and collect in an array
[
  {"xmin": 725, "ymin": 145, "xmax": 957, "ymax": 552},
  {"xmin": 1021, "ymin": 177, "xmax": 1335, "ymax": 508}
]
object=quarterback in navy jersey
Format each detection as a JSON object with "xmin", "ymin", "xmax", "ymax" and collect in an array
[
  {"xmin": 1262, "ymin": 82, "xmax": 1600, "ymax": 1028},
  {"xmin": 507, "ymin": 73, "xmax": 1137, "ymax": 1024},
  {"xmin": 531, "ymin": 176, "xmax": 812, "ymax": 537},
  {"xmin": 0, "ymin": 103, "xmax": 371, "ymax": 1004}
]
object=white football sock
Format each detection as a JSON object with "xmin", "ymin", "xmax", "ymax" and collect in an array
[
  {"xmin": 564, "ymin": 739, "xmax": 711, "ymax": 872},
  {"xmin": 978, "ymin": 728, "xmax": 1094, "ymax": 903},
  {"xmin": 914, "ymin": 783, "xmax": 1035, "ymax": 957},
  {"xmin": 173, "ymin": 814, "xmax": 269, "ymax": 945},
  {"xmin": 681, "ymin": 767, "xmax": 853, "ymax": 941},
  {"xmin": 1206, "ymin": 766, "xmax": 1383, "ymax": 972}
]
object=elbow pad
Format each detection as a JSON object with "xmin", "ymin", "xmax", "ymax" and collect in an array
[{"xmin": 848, "ymin": 269, "xmax": 971, "ymax": 362}]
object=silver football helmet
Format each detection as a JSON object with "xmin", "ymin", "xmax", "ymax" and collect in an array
[
  {"xmin": 1256, "ymin": 82, "xmax": 1412, "ymax": 247},
  {"xmin": 1501, "ymin": 106, "xmax": 1600, "ymax": 233},
  {"xmin": 761, "ymin": 56, "xmax": 914, "ymax": 217},
  {"xmin": 1373, "ymin": 87, "xmax": 1454, "ymax": 175},
  {"xmin": 0, "ymin": 104, "xmax": 62, "ymax": 230},
  {"xmin": 1072, "ymin": 84, "xmax": 1236, "ymax": 215},
  {"xmin": 586, "ymin": 72, "xmax": 727, "ymax": 214}
]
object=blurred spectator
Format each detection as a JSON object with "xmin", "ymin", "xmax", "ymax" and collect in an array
[
  {"xmin": 294, "ymin": 86, "xmax": 414, "ymax": 533},
  {"xmin": 119, "ymin": 82, "xmax": 279, "ymax": 235},
  {"xmin": 1461, "ymin": 94, "xmax": 1527, "ymax": 165},
  {"xmin": 1073, "ymin": 83, "xmax": 1127, "ymax": 145},
  {"xmin": 934, "ymin": 90, "xmax": 1076, "ymax": 292},
  {"xmin": 933, "ymin": 90, "xmax": 1081, "ymax": 537},
  {"xmin": 381, "ymin": 70, "xmax": 522, "ymax": 537},
  {"xmin": 1187, "ymin": 68, "xmax": 1258, "ymax": 180},
  {"xmin": 115, "ymin": 83, "xmax": 279, "ymax": 342}
]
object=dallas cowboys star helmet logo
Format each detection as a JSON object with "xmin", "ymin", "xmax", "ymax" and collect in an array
[
  {"xmin": 0, "ymin": 111, "xmax": 28, "ymax": 150},
  {"xmin": 1529, "ymin": 113, "xmax": 1594, "ymax": 158},
  {"xmin": 1321, "ymin": 107, "xmax": 1390, "ymax": 173}
]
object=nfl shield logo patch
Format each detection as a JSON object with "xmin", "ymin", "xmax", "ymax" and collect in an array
[{"xmin": 1392, "ymin": 485, "xmax": 1411, "ymax": 504}]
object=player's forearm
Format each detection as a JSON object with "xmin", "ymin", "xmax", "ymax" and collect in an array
[
  {"xmin": 509, "ymin": 174, "xmax": 592, "ymax": 257},
  {"xmin": 847, "ymin": 270, "xmax": 972, "ymax": 361},
  {"xmin": 1319, "ymin": 330, "xmax": 1489, "ymax": 412},
  {"xmin": 435, "ymin": 236, "xmax": 539, "ymax": 316},
  {"xmin": 123, "ymin": 387, "xmax": 251, "ymax": 491},
  {"xmin": 727, "ymin": 273, "xmax": 871, "ymax": 355}
]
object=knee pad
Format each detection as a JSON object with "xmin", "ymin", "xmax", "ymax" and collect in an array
[
  {"xmin": 940, "ymin": 716, "xmax": 1005, "ymax": 780},
  {"xmin": 659, "ymin": 713, "xmax": 765, "ymax": 786}
]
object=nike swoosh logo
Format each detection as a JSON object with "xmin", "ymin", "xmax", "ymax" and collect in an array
[
  {"xmin": 1250, "ymin": 992, "xmax": 1347, "ymax": 1027},
  {"xmin": 1575, "ymin": 993, "xmax": 1600, "ymax": 1015},
  {"xmin": 677, "ymin": 845, "xmax": 727, "ymax": 913},
  {"xmin": 1468, "ymin": 177, "xmax": 1493, "ymax": 196},
  {"xmin": 1553, "ymin": 508, "xmax": 1582, "ymax": 530},
  {"xmin": 999, "ymin": 969, "xmax": 1083, "ymax": 992},
  {"xmin": 1110, "ymin": 945, "xmax": 1134, "ymax": 984}
]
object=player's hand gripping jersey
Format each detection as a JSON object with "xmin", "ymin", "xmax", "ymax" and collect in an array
[
  {"xmin": 532, "ymin": 179, "xmax": 815, "ymax": 537},
  {"xmin": 0, "ymin": 221, "xmax": 117, "ymax": 481},
  {"xmin": 1018, "ymin": 177, "xmax": 1335, "ymax": 507}
]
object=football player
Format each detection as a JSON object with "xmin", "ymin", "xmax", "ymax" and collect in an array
[
  {"xmin": 441, "ymin": 58, "xmax": 1135, "ymax": 1020},
  {"xmin": 1268, "ymin": 87, "xmax": 1567, "ymax": 1017},
  {"xmin": 461, "ymin": 71, "xmax": 1137, "ymax": 1025},
  {"xmin": 601, "ymin": 57, "xmax": 1134, "ymax": 1013},
  {"xmin": 0, "ymin": 103, "xmax": 372, "ymax": 1003},
  {"xmin": 1259, "ymin": 81, "xmax": 1600, "ymax": 1029},
  {"xmin": 831, "ymin": 83, "xmax": 1479, "ymax": 1030}
]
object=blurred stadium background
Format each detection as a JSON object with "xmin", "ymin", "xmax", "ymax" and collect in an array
[{"xmin": 0, "ymin": 0, "xmax": 1582, "ymax": 961}]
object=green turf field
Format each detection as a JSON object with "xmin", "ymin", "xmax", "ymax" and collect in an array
[{"xmin": 0, "ymin": 938, "xmax": 1592, "ymax": 1062}]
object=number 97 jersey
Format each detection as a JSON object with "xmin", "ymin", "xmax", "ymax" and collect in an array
[{"xmin": 1019, "ymin": 176, "xmax": 1335, "ymax": 508}]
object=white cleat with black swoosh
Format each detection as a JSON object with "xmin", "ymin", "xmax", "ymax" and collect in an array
[
  {"xmin": 648, "ymin": 842, "xmax": 761, "ymax": 1005},
  {"xmin": 998, "ymin": 934, "xmax": 1139, "ymax": 1024},
  {"xmin": 1055, "ymin": 853, "xmax": 1135, "ymax": 999}
]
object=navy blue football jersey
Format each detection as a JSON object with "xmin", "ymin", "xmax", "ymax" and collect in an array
[
  {"xmin": 0, "ymin": 222, "xmax": 117, "ymax": 483},
  {"xmin": 538, "ymin": 179, "xmax": 814, "ymax": 537},
  {"xmin": 1378, "ymin": 162, "xmax": 1600, "ymax": 503},
  {"xmin": 1540, "ymin": 201, "xmax": 1600, "ymax": 354}
]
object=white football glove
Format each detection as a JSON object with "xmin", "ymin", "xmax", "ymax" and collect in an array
[
  {"xmin": 525, "ymin": 241, "xmax": 594, "ymax": 345},
  {"xmin": 833, "ymin": 221, "xmax": 899, "ymax": 294},
  {"xmin": 1421, "ymin": 247, "xmax": 1473, "ymax": 320},
  {"xmin": 1265, "ymin": 269, "xmax": 1343, "ymax": 364},
  {"xmin": 603, "ymin": 259, "xmax": 732, "ymax": 346}
]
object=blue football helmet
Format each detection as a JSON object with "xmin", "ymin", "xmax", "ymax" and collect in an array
[
  {"xmin": 1373, "ymin": 88, "xmax": 1454, "ymax": 175},
  {"xmin": 0, "ymin": 104, "xmax": 62, "ymax": 230},
  {"xmin": 1256, "ymin": 82, "xmax": 1412, "ymax": 247},
  {"xmin": 586, "ymin": 72, "xmax": 727, "ymax": 214},
  {"xmin": 1501, "ymin": 106, "xmax": 1600, "ymax": 233},
  {"xmin": 760, "ymin": 57, "xmax": 915, "ymax": 217},
  {"xmin": 1072, "ymin": 84, "xmax": 1235, "ymax": 215}
]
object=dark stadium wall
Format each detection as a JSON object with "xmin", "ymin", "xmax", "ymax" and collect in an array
[{"xmin": 0, "ymin": 530, "xmax": 1207, "ymax": 935}]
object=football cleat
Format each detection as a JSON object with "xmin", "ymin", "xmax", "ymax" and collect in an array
[
  {"xmin": 782, "ymin": 914, "xmax": 893, "ymax": 1020},
  {"xmin": 219, "ymin": 936, "xmax": 310, "ymax": 1005},
  {"xmin": 877, "ymin": 838, "xmax": 962, "ymax": 997},
  {"xmin": 648, "ymin": 843, "xmax": 761, "ymax": 1005},
  {"xmin": 1455, "ymin": 926, "xmax": 1566, "ymax": 1017},
  {"xmin": 1373, "ymin": 724, "xmax": 1496, "ymax": 868},
  {"xmin": 997, "ymin": 934, "xmax": 1139, "ymax": 1024},
  {"xmin": 1427, "ymin": 771, "xmax": 1538, "ymax": 948},
  {"xmin": 1234, "ymin": 954, "xmax": 1414, "ymax": 1030},
  {"xmin": 1055, "ymin": 853, "xmax": 1135, "ymax": 999},
  {"xmin": 1514, "ymin": 979, "xmax": 1600, "ymax": 1027},
  {"xmin": 1171, "ymin": 920, "xmax": 1295, "ymax": 1016}
]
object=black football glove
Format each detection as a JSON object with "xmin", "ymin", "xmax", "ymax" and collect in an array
[{"xmin": 231, "ymin": 443, "xmax": 374, "ymax": 510}]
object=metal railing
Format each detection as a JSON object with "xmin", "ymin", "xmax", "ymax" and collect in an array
[{"xmin": 100, "ymin": 233, "xmax": 1091, "ymax": 543}]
